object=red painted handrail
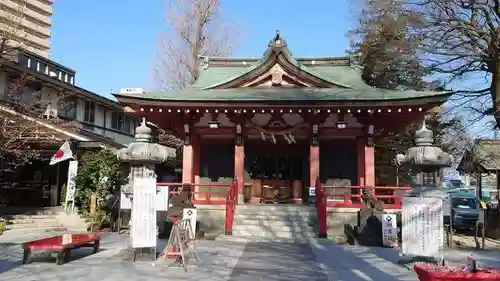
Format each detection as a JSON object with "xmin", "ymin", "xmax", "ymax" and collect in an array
[
  {"xmin": 225, "ymin": 180, "xmax": 238, "ymax": 235},
  {"xmin": 315, "ymin": 178, "xmax": 327, "ymax": 239},
  {"xmin": 156, "ymin": 181, "xmax": 237, "ymax": 235},
  {"xmin": 157, "ymin": 182, "xmax": 233, "ymax": 205},
  {"xmin": 320, "ymin": 185, "xmax": 412, "ymax": 209}
]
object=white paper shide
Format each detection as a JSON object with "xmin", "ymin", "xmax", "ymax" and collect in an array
[
  {"xmin": 131, "ymin": 177, "xmax": 157, "ymax": 248},
  {"xmin": 402, "ymin": 196, "xmax": 444, "ymax": 259}
]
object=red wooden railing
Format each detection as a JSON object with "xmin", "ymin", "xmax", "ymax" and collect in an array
[
  {"xmin": 315, "ymin": 179, "xmax": 327, "ymax": 238},
  {"xmin": 157, "ymin": 182, "xmax": 233, "ymax": 205},
  {"xmin": 225, "ymin": 180, "xmax": 238, "ymax": 235},
  {"xmin": 320, "ymin": 184, "xmax": 412, "ymax": 209},
  {"xmin": 156, "ymin": 181, "xmax": 238, "ymax": 235},
  {"xmin": 314, "ymin": 178, "xmax": 412, "ymax": 239}
]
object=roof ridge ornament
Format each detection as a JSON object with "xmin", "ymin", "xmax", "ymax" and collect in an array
[{"xmin": 269, "ymin": 29, "xmax": 287, "ymax": 48}]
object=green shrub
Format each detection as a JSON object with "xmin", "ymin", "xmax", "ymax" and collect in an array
[
  {"xmin": 0, "ymin": 219, "xmax": 6, "ymax": 233},
  {"xmin": 60, "ymin": 183, "xmax": 67, "ymax": 204}
]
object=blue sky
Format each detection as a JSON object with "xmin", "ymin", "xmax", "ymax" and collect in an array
[
  {"xmin": 49, "ymin": 0, "xmax": 495, "ymax": 139},
  {"xmin": 50, "ymin": 0, "xmax": 353, "ymax": 100}
]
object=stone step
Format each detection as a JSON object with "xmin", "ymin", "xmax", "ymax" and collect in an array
[
  {"xmin": 233, "ymin": 223, "xmax": 316, "ymax": 233},
  {"xmin": 6, "ymin": 223, "xmax": 66, "ymax": 231},
  {"xmin": 235, "ymin": 214, "xmax": 316, "ymax": 221},
  {"xmin": 235, "ymin": 210, "xmax": 316, "ymax": 216},
  {"xmin": 236, "ymin": 205, "xmax": 316, "ymax": 212},
  {"xmin": 232, "ymin": 229, "xmax": 317, "ymax": 238},
  {"xmin": 6, "ymin": 214, "xmax": 58, "ymax": 220},
  {"xmin": 234, "ymin": 219, "xmax": 315, "ymax": 227},
  {"xmin": 9, "ymin": 217, "xmax": 59, "ymax": 224},
  {"xmin": 6, "ymin": 220, "xmax": 63, "ymax": 230},
  {"xmin": 216, "ymin": 235, "xmax": 313, "ymax": 243},
  {"xmin": 0, "ymin": 206, "xmax": 62, "ymax": 216}
]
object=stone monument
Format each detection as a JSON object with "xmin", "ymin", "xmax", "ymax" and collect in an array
[
  {"xmin": 394, "ymin": 121, "xmax": 452, "ymax": 266},
  {"xmin": 117, "ymin": 118, "xmax": 175, "ymax": 261}
]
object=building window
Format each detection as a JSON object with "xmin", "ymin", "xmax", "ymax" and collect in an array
[
  {"xmin": 111, "ymin": 112, "xmax": 132, "ymax": 134},
  {"xmin": 70, "ymin": 76, "xmax": 74, "ymax": 85},
  {"xmin": 124, "ymin": 117, "xmax": 131, "ymax": 134},
  {"xmin": 84, "ymin": 101, "xmax": 95, "ymax": 123},
  {"xmin": 18, "ymin": 54, "xmax": 30, "ymax": 68},
  {"xmin": 58, "ymin": 96, "xmax": 77, "ymax": 119},
  {"xmin": 111, "ymin": 111, "xmax": 123, "ymax": 131}
]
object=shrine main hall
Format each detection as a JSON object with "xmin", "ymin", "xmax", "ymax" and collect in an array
[{"xmin": 115, "ymin": 31, "xmax": 449, "ymax": 205}]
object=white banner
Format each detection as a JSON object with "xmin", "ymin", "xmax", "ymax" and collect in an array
[
  {"xmin": 120, "ymin": 185, "xmax": 170, "ymax": 211},
  {"xmin": 381, "ymin": 213, "xmax": 398, "ymax": 247},
  {"xmin": 131, "ymin": 177, "xmax": 157, "ymax": 248},
  {"xmin": 182, "ymin": 208, "xmax": 197, "ymax": 235},
  {"xmin": 402, "ymin": 196, "xmax": 444, "ymax": 259},
  {"xmin": 65, "ymin": 160, "xmax": 78, "ymax": 210}
]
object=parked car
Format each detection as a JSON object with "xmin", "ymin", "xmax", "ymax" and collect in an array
[{"xmin": 450, "ymin": 196, "xmax": 479, "ymax": 231}]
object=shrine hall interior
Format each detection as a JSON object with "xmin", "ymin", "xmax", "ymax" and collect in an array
[{"xmin": 114, "ymin": 31, "xmax": 449, "ymax": 204}]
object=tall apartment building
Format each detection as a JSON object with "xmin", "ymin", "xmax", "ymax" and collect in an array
[{"xmin": 0, "ymin": 0, "xmax": 53, "ymax": 58}]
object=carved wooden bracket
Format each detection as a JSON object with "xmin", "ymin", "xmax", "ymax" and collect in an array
[
  {"xmin": 311, "ymin": 124, "xmax": 319, "ymax": 146},
  {"xmin": 235, "ymin": 124, "xmax": 244, "ymax": 146},
  {"xmin": 183, "ymin": 124, "xmax": 191, "ymax": 146}
]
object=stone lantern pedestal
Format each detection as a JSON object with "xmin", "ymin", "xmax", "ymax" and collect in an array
[{"xmin": 117, "ymin": 118, "xmax": 175, "ymax": 261}]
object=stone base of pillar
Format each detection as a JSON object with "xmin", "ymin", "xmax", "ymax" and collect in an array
[
  {"xmin": 291, "ymin": 198, "xmax": 303, "ymax": 205},
  {"xmin": 237, "ymin": 193, "xmax": 244, "ymax": 204},
  {"xmin": 249, "ymin": 197, "xmax": 261, "ymax": 204},
  {"xmin": 131, "ymin": 247, "xmax": 156, "ymax": 261}
]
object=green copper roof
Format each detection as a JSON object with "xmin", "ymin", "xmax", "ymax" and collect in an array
[
  {"xmin": 115, "ymin": 31, "xmax": 449, "ymax": 103},
  {"xmin": 191, "ymin": 62, "xmax": 370, "ymax": 90},
  {"xmin": 137, "ymin": 88, "xmax": 448, "ymax": 102}
]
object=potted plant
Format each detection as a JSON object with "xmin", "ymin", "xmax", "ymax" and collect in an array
[
  {"xmin": 414, "ymin": 262, "xmax": 500, "ymax": 281},
  {"xmin": 0, "ymin": 218, "xmax": 6, "ymax": 235}
]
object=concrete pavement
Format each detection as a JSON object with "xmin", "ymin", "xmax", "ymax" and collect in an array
[{"xmin": 0, "ymin": 232, "xmax": 499, "ymax": 281}]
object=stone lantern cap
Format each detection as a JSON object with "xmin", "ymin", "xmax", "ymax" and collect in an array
[
  {"xmin": 394, "ymin": 121, "xmax": 453, "ymax": 167},
  {"xmin": 117, "ymin": 118, "xmax": 176, "ymax": 164}
]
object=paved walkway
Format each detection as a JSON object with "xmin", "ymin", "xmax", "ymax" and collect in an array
[
  {"xmin": 229, "ymin": 241, "xmax": 327, "ymax": 281},
  {"xmin": 0, "ymin": 233, "xmax": 499, "ymax": 281}
]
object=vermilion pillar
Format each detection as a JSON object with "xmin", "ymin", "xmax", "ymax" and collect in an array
[
  {"xmin": 356, "ymin": 137, "xmax": 365, "ymax": 186},
  {"xmin": 364, "ymin": 143, "xmax": 375, "ymax": 187},
  {"xmin": 309, "ymin": 125, "xmax": 320, "ymax": 187},
  {"xmin": 192, "ymin": 136, "xmax": 200, "ymax": 198},
  {"xmin": 182, "ymin": 127, "xmax": 194, "ymax": 183},
  {"xmin": 234, "ymin": 126, "xmax": 245, "ymax": 204}
]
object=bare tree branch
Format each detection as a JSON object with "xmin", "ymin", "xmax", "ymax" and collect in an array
[
  {"xmin": 0, "ymin": 2, "xmax": 77, "ymax": 171},
  {"xmin": 153, "ymin": 0, "xmax": 241, "ymax": 91}
]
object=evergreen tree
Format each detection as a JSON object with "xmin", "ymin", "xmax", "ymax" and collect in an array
[{"xmin": 348, "ymin": 0, "xmax": 467, "ymax": 185}]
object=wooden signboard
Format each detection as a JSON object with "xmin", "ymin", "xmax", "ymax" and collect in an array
[{"xmin": 163, "ymin": 218, "xmax": 198, "ymax": 271}]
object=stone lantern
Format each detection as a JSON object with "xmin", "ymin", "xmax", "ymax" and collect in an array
[
  {"xmin": 117, "ymin": 118, "xmax": 175, "ymax": 185},
  {"xmin": 395, "ymin": 121, "xmax": 453, "ymax": 192},
  {"xmin": 116, "ymin": 118, "xmax": 175, "ymax": 261}
]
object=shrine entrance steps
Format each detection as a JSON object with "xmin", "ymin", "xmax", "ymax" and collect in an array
[
  {"xmin": 233, "ymin": 205, "xmax": 318, "ymax": 239},
  {"xmin": 1, "ymin": 206, "xmax": 88, "ymax": 234}
]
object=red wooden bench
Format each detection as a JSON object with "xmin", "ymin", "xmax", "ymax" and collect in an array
[{"xmin": 22, "ymin": 233, "xmax": 101, "ymax": 265}]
